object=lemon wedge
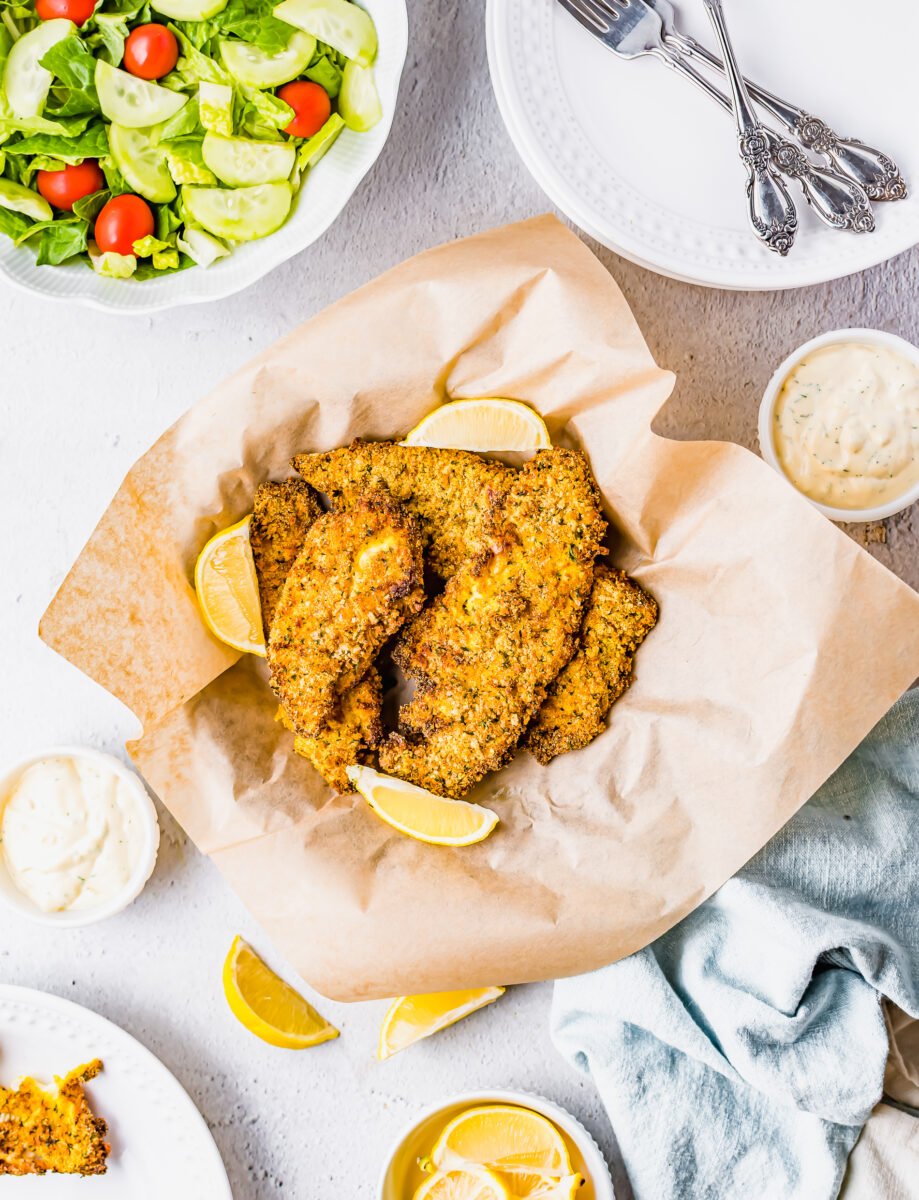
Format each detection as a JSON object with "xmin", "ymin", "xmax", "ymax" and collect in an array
[
  {"xmin": 414, "ymin": 1168, "xmax": 510, "ymax": 1200},
  {"xmin": 402, "ymin": 398, "xmax": 551, "ymax": 452},
  {"xmin": 222, "ymin": 936, "xmax": 338, "ymax": 1049},
  {"xmin": 194, "ymin": 516, "xmax": 265, "ymax": 656},
  {"xmin": 431, "ymin": 1106, "xmax": 573, "ymax": 1180},
  {"xmin": 378, "ymin": 988, "xmax": 505, "ymax": 1060},
  {"xmin": 347, "ymin": 766, "xmax": 499, "ymax": 846}
]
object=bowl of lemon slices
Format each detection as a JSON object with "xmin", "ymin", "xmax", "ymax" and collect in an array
[{"xmin": 379, "ymin": 1091, "xmax": 615, "ymax": 1200}]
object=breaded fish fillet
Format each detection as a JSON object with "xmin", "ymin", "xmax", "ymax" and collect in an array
[
  {"xmin": 268, "ymin": 491, "xmax": 424, "ymax": 737},
  {"xmin": 524, "ymin": 567, "xmax": 658, "ymax": 765},
  {"xmin": 277, "ymin": 669, "xmax": 383, "ymax": 793},
  {"xmin": 379, "ymin": 449, "xmax": 607, "ymax": 797},
  {"xmin": 0, "ymin": 1060, "xmax": 108, "ymax": 1176},
  {"xmin": 291, "ymin": 441, "xmax": 513, "ymax": 580},
  {"xmin": 250, "ymin": 479, "xmax": 321, "ymax": 632}
]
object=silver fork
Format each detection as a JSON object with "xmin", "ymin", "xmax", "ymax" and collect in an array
[
  {"xmin": 556, "ymin": 0, "xmax": 874, "ymax": 254},
  {"xmin": 647, "ymin": 0, "xmax": 907, "ymax": 202}
]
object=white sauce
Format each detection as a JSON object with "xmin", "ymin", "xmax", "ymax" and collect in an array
[
  {"xmin": 773, "ymin": 341, "xmax": 919, "ymax": 510},
  {"xmin": 1, "ymin": 757, "xmax": 146, "ymax": 913}
]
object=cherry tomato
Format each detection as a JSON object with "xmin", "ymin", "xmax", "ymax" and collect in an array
[
  {"xmin": 94, "ymin": 194, "xmax": 154, "ymax": 256},
  {"xmin": 123, "ymin": 24, "xmax": 179, "ymax": 81},
  {"xmin": 277, "ymin": 81, "xmax": 332, "ymax": 139},
  {"xmin": 36, "ymin": 161, "xmax": 105, "ymax": 212},
  {"xmin": 36, "ymin": 0, "xmax": 97, "ymax": 25}
]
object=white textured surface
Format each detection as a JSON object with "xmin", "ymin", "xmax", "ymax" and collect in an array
[{"xmin": 0, "ymin": 3, "xmax": 917, "ymax": 1198}]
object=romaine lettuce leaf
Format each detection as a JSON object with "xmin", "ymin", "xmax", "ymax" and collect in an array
[
  {"xmin": 17, "ymin": 215, "xmax": 88, "ymax": 264},
  {"xmin": 3, "ymin": 122, "xmax": 109, "ymax": 162},
  {"xmin": 40, "ymin": 36, "xmax": 100, "ymax": 117},
  {"xmin": 210, "ymin": 0, "xmax": 293, "ymax": 55},
  {"xmin": 0, "ymin": 204, "xmax": 32, "ymax": 241}
]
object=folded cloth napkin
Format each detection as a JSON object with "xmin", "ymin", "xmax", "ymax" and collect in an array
[{"xmin": 552, "ymin": 689, "xmax": 919, "ymax": 1200}]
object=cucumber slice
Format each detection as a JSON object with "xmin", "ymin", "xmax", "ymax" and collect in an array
[
  {"xmin": 198, "ymin": 80, "xmax": 234, "ymax": 135},
  {"xmin": 338, "ymin": 60, "xmax": 381, "ymax": 132},
  {"xmin": 182, "ymin": 182, "xmax": 292, "ymax": 241},
  {"xmin": 96, "ymin": 61, "xmax": 188, "ymax": 129},
  {"xmin": 201, "ymin": 132, "xmax": 295, "ymax": 187},
  {"xmin": 273, "ymin": 0, "xmax": 377, "ymax": 67},
  {"xmin": 0, "ymin": 177, "xmax": 52, "ymax": 221},
  {"xmin": 297, "ymin": 111, "xmax": 343, "ymax": 169},
  {"xmin": 2, "ymin": 19, "xmax": 75, "ymax": 119},
  {"xmin": 109, "ymin": 124, "xmax": 176, "ymax": 203},
  {"xmin": 150, "ymin": 0, "xmax": 229, "ymax": 19},
  {"xmin": 219, "ymin": 31, "xmax": 316, "ymax": 90}
]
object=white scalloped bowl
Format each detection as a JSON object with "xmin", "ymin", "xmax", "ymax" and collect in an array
[
  {"xmin": 0, "ymin": 0, "xmax": 408, "ymax": 314},
  {"xmin": 379, "ymin": 1090, "xmax": 615, "ymax": 1199}
]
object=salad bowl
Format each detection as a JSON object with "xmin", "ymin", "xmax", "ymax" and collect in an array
[{"xmin": 0, "ymin": 0, "xmax": 407, "ymax": 314}]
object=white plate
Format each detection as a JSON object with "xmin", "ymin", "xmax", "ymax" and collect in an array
[
  {"xmin": 487, "ymin": 0, "xmax": 919, "ymax": 290},
  {"xmin": 0, "ymin": 985, "xmax": 231, "ymax": 1195},
  {"xmin": 0, "ymin": 0, "xmax": 408, "ymax": 314}
]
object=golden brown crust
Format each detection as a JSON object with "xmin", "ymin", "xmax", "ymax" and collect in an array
[
  {"xmin": 267, "ymin": 491, "xmax": 424, "ymax": 738},
  {"xmin": 524, "ymin": 566, "xmax": 658, "ymax": 765},
  {"xmin": 249, "ymin": 479, "xmax": 322, "ymax": 633},
  {"xmin": 277, "ymin": 669, "xmax": 383, "ymax": 793},
  {"xmin": 378, "ymin": 449, "xmax": 607, "ymax": 797},
  {"xmin": 0, "ymin": 1060, "xmax": 108, "ymax": 1176},
  {"xmin": 291, "ymin": 441, "xmax": 513, "ymax": 580}
]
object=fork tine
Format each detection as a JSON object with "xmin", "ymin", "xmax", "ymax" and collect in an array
[{"xmin": 557, "ymin": 0, "xmax": 618, "ymax": 31}]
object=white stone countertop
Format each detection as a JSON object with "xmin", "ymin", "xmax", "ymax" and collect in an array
[{"xmin": 1, "ymin": 3, "xmax": 917, "ymax": 1197}]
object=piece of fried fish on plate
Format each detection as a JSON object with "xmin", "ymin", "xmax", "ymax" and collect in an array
[
  {"xmin": 524, "ymin": 566, "xmax": 658, "ymax": 764},
  {"xmin": 0, "ymin": 1060, "xmax": 108, "ymax": 1176},
  {"xmin": 379, "ymin": 448, "xmax": 607, "ymax": 798},
  {"xmin": 267, "ymin": 490, "xmax": 424, "ymax": 739},
  {"xmin": 292, "ymin": 441, "xmax": 514, "ymax": 581}
]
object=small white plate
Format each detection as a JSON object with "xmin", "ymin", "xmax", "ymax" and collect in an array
[
  {"xmin": 0, "ymin": 0, "xmax": 408, "ymax": 314},
  {"xmin": 0, "ymin": 985, "xmax": 231, "ymax": 1195},
  {"xmin": 487, "ymin": 0, "xmax": 919, "ymax": 290},
  {"xmin": 379, "ymin": 1089, "xmax": 615, "ymax": 1199}
]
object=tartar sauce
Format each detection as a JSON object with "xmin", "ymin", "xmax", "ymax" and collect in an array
[
  {"xmin": 1, "ymin": 756, "xmax": 146, "ymax": 913},
  {"xmin": 772, "ymin": 341, "xmax": 919, "ymax": 510}
]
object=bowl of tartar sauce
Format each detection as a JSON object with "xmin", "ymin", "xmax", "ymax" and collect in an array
[
  {"xmin": 758, "ymin": 328, "xmax": 919, "ymax": 522},
  {"xmin": 0, "ymin": 747, "xmax": 160, "ymax": 927}
]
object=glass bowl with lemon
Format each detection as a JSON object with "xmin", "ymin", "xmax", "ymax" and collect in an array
[{"xmin": 379, "ymin": 1091, "xmax": 614, "ymax": 1200}]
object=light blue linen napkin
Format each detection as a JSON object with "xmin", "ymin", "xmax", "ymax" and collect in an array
[{"xmin": 552, "ymin": 689, "xmax": 919, "ymax": 1200}]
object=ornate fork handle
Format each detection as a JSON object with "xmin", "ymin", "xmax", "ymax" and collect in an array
[
  {"xmin": 663, "ymin": 25, "xmax": 907, "ymax": 202},
  {"xmin": 702, "ymin": 0, "xmax": 797, "ymax": 256},
  {"xmin": 654, "ymin": 50, "xmax": 874, "ymax": 235}
]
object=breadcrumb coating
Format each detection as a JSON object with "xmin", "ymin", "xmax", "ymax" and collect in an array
[
  {"xmin": 379, "ymin": 449, "xmax": 607, "ymax": 797},
  {"xmin": 267, "ymin": 491, "xmax": 424, "ymax": 738},
  {"xmin": 291, "ymin": 441, "xmax": 513, "ymax": 580},
  {"xmin": 0, "ymin": 1060, "xmax": 108, "ymax": 1176},
  {"xmin": 249, "ymin": 479, "xmax": 322, "ymax": 633},
  {"xmin": 277, "ymin": 669, "xmax": 383, "ymax": 793},
  {"xmin": 524, "ymin": 566, "xmax": 658, "ymax": 764}
]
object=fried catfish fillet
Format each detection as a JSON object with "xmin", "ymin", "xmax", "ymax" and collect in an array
[
  {"xmin": 0, "ymin": 1060, "xmax": 108, "ymax": 1176},
  {"xmin": 267, "ymin": 492, "xmax": 424, "ymax": 737},
  {"xmin": 277, "ymin": 668, "xmax": 383, "ymax": 793},
  {"xmin": 249, "ymin": 479, "xmax": 322, "ymax": 632},
  {"xmin": 524, "ymin": 566, "xmax": 658, "ymax": 765},
  {"xmin": 291, "ymin": 441, "xmax": 514, "ymax": 580},
  {"xmin": 379, "ymin": 449, "xmax": 607, "ymax": 797}
]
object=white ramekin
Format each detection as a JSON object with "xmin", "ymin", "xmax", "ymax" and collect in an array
[
  {"xmin": 378, "ymin": 1089, "xmax": 615, "ymax": 1200},
  {"xmin": 0, "ymin": 746, "xmax": 160, "ymax": 928},
  {"xmin": 758, "ymin": 327, "xmax": 919, "ymax": 523}
]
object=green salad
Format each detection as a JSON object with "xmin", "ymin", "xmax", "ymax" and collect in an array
[{"xmin": 0, "ymin": 0, "xmax": 381, "ymax": 279}]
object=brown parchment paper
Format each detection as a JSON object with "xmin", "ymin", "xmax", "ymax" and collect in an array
[{"xmin": 40, "ymin": 216, "xmax": 919, "ymax": 1001}]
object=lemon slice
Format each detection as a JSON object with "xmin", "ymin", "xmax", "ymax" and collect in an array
[
  {"xmin": 222, "ymin": 936, "xmax": 338, "ymax": 1049},
  {"xmin": 194, "ymin": 516, "xmax": 266, "ymax": 656},
  {"xmin": 402, "ymin": 399, "xmax": 551, "ymax": 452},
  {"xmin": 378, "ymin": 988, "xmax": 505, "ymax": 1060},
  {"xmin": 432, "ymin": 1106, "xmax": 573, "ymax": 1179},
  {"xmin": 415, "ymin": 1169, "xmax": 510, "ymax": 1200},
  {"xmin": 347, "ymin": 766, "xmax": 499, "ymax": 846},
  {"xmin": 503, "ymin": 1172, "xmax": 584, "ymax": 1199}
]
